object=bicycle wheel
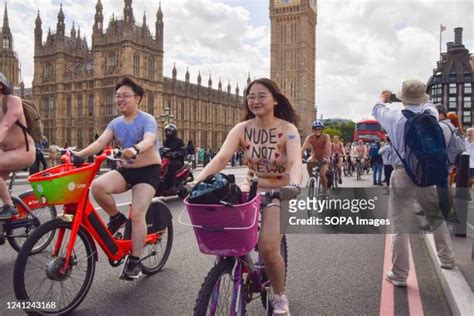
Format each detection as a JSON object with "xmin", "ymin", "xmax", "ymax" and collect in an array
[
  {"xmin": 260, "ymin": 235, "xmax": 288, "ymax": 314},
  {"xmin": 343, "ymin": 162, "xmax": 349, "ymax": 177},
  {"xmin": 307, "ymin": 177, "xmax": 315, "ymax": 199},
  {"xmin": 14, "ymin": 219, "xmax": 96, "ymax": 315},
  {"xmin": 333, "ymin": 168, "xmax": 338, "ymax": 189},
  {"xmin": 141, "ymin": 222, "xmax": 173, "ymax": 275},
  {"xmin": 194, "ymin": 257, "xmax": 245, "ymax": 316},
  {"xmin": 7, "ymin": 203, "xmax": 57, "ymax": 254}
]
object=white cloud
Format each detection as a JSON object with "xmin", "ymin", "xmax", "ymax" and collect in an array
[{"xmin": 3, "ymin": 0, "xmax": 473, "ymax": 121}]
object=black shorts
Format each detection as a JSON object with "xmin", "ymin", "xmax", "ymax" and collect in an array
[{"xmin": 117, "ymin": 164, "xmax": 161, "ymax": 191}]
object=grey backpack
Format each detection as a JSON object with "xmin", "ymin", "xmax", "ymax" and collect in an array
[{"xmin": 441, "ymin": 121, "xmax": 466, "ymax": 165}]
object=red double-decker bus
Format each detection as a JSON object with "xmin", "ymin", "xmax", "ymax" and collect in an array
[{"xmin": 353, "ymin": 119, "xmax": 385, "ymax": 143}]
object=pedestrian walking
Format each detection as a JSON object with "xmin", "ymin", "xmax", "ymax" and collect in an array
[
  {"xmin": 378, "ymin": 136, "xmax": 394, "ymax": 186},
  {"xmin": 369, "ymin": 142, "xmax": 383, "ymax": 185}
]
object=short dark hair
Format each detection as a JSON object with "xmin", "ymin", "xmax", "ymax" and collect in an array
[{"xmin": 115, "ymin": 77, "xmax": 145, "ymax": 103}]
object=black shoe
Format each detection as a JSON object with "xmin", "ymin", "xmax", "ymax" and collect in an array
[
  {"xmin": 107, "ymin": 213, "xmax": 128, "ymax": 235},
  {"xmin": 338, "ymin": 178, "xmax": 342, "ymax": 184},
  {"xmin": 0, "ymin": 205, "xmax": 18, "ymax": 220},
  {"xmin": 120, "ymin": 256, "xmax": 142, "ymax": 280}
]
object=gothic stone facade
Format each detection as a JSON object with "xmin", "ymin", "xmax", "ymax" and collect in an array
[{"xmin": 33, "ymin": 1, "xmax": 243, "ymax": 149}]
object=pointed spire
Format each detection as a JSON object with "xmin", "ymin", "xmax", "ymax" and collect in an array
[
  {"xmin": 235, "ymin": 84, "xmax": 240, "ymax": 96},
  {"xmin": 157, "ymin": 0, "xmax": 163, "ymax": 19},
  {"xmin": 208, "ymin": 73, "xmax": 212, "ymax": 87},
  {"xmin": 197, "ymin": 71, "xmax": 202, "ymax": 85},
  {"xmin": 96, "ymin": 0, "xmax": 103, "ymax": 10},
  {"xmin": 247, "ymin": 72, "xmax": 251, "ymax": 86},
  {"xmin": 3, "ymin": 3, "xmax": 10, "ymax": 31},
  {"xmin": 56, "ymin": 3, "xmax": 65, "ymax": 38},
  {"xmin": 58, "ymin": 3, "xmax": 64, "ymax": 20},
  {"xmin": 77, "ymin": 26, "xmax": 81, "ymax": 40},
  {"xmin": 172, "ymin": 62, "xmax": 177, "ymax": 79},
  {"xmin": 35, "ymin": 10, "xmax": 42, "ymax": 26},
  {"xmin": 143, "ymin": 11, "xmax": 147, "ymax": 27},
  {"xmin": 218, "ymin": 77, "xmax": 222, "ymax": 90},
  {"xmin": 71, "ymin": 22, "xmax": 76, "ymax": 38},
  {"xmin": 185, "ymin": 67, "xmax": 190, "ymax": 82},
  {"xmin": 227, "ymin": 80, "xmax": 231, "ymax": 93}
]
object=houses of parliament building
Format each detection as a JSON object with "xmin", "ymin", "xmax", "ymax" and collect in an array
[{"xmin": 1, "ymin": 0, "xmax": 317, "ymax": 148}]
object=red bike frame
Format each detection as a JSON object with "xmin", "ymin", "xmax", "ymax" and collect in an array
[{"xmin": 50, "ymin": 150, "xmax": 161, "ymax": 270}]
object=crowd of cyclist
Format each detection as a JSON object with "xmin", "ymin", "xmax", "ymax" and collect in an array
[{"xmin": 302, "ymin": 119, "xmax": 394, "ymax": 194}]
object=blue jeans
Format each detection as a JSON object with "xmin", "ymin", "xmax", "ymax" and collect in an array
[{"xmin": 373, "ymin": 163, "xmax": 383, "ymax": 184}]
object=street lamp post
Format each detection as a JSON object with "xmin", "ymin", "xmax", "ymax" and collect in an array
[
  {"xmin": 160, "ymin": 106, "xmax": 175, "ymax": 125},
  {"xmin": 159, "ymin": 106, "xmax": 175, "ymax": 144}
]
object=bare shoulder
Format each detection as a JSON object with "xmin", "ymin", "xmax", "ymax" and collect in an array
[
  {"xmin": 4, "ymin": 95, "xmax": 22, "ymax": 108},
  {"xmin": 279, "ymin": 119, "xmax": 299, "ymax": 134}
]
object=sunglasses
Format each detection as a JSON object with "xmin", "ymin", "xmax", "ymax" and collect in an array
[{"xmin": 313, "ymin": 128, "xmax": 322, "ymax": 131}]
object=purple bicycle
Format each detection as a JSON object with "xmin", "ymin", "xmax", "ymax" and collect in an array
[{"xmin": 181, "ymin": 186, "xmax": 300, "ymax": 315}]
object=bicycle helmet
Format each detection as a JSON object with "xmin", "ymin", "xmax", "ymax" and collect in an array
[
  {"xmin": 164, "ymin": 123, "xmax": 178, "ymax": 137},
  {"xmin": 312, "ymin": 120, "xmax": 324, "ymax": 129}
]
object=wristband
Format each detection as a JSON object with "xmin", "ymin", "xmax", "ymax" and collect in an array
[{"xmin": 132, "ymin": 145, "xmax": 140, "ymax": 155}]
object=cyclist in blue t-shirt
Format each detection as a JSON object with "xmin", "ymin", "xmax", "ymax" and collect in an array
[{"xmin": 74, "ymin": 77, "xmax": 161, "ymax": 280}]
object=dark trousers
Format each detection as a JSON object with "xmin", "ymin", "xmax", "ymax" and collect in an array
[
  {"xmin": 384, "ymin": 165, "xmax": 393, "ymax": 186},
  {"xmin": 166, "ymin": 160, "xmax": 183, "ymax": 188}
]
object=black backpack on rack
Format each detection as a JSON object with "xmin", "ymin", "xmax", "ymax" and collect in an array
[{"xmin": 188, "ymin": 173, "xmax": 242, "ymax": 206}]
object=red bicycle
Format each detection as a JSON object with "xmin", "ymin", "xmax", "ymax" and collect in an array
[
  {"xmin": 13, "ymin": 149, "xmax": 173, "ymax": 314},
  {"xmin": 0, "ymin": 172, "xmax": 57, "ymax": 252}
]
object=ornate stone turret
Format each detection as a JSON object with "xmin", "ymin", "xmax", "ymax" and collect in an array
[
  {"xmin": 172, "ymin": 63, "xmax": 177, "ymax": 80},
  {"xmin": 56, "ymin": 4, "xmax": 65, "ymax": 39},
  {"xmin": 185, "ymin": 67, "xmax": 190, "ymax": 83},
  {"xmin": 123, "ymin": 0, "xmax": 135, "ymax": 25},
  {"xmin": 197, "ymin": 71, "xmax": 202, "ymax": 85},
  {"xmin": 34, "ymin": 10, "xmax": 42, "ymax": 49},
  {"xmin": 70, "ymin": 22, "xmax": 76, "ymax": 39},
  {"xmin": 208, "ymin": 74, "xmax": 212, "ymax": 88},
  {"xmin": 93, "ymin": 0, "xmax": 104, "ymax": 34},
  {"xmin": 155, "ymin": 1, "xmax": 163, "ymax": 50}
]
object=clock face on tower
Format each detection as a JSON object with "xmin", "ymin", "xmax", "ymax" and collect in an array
[{"xmin": 274, "ymin": 0, "xmax": 301, "ymax": 7}]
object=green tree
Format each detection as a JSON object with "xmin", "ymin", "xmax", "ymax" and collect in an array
[
  {"xmin": 324, "ymin": 127, "xmax": 342, "ymax": 139},
  {"xmin": 325, "ymin": 121, "xmax": 355, "ymax": 143}
]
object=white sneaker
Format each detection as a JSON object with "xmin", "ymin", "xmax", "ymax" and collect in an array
[
  {"xmin": 385, "ymin": 271, "xmax": 407, "ymax": 287},
  {"xmin": 273, "ymin": 294, "xmax": 290, "ymax": 315}
]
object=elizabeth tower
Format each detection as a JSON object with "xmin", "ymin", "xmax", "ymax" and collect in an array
[{"xmin": 270, "ymin": 0, "xmax": 317, "ymax": 138}]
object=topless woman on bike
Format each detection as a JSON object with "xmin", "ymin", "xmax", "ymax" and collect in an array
[{"xmin": 191, "ymin": 78, "xmax": 302, "ymax": 315}]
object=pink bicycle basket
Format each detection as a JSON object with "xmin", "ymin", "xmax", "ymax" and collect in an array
[{"xmin": 182, "ymin": 193, "xmax": 261, "ymax": 257}]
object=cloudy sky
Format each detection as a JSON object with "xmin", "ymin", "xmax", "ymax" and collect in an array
[{"xmin": 4, "ymin": 0, "xmax": 473, "ymax": 120}]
